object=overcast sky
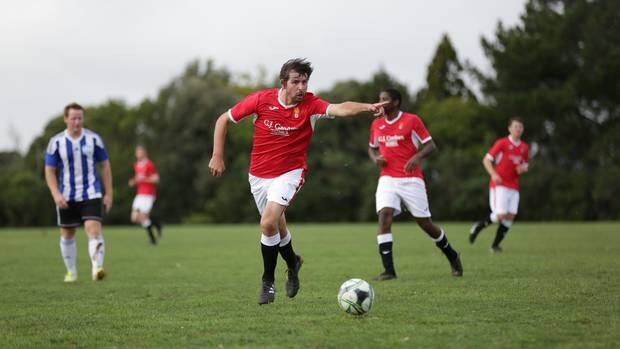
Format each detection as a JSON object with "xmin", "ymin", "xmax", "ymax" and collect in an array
[{"xmin": 0, "ymin": 0, "xmax": 526, "ymax": 152}]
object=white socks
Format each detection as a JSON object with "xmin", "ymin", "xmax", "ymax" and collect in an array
[
  {"xmin": 279, "ymin": 230, "xmax": 291, "ymax": 247},
  {"xmin": 490, "ymin": 213, "xmax": 499, "ymax": 223},
  {"xmin": 60, "ymin": 238, "xmax": 77, "ymax": 274},
  {"xmin": 261, "ymin": 233, "xmax": 280, "ymax": 247},
  {"xmin": 377, "ymin": 233, "xmax": 393, "ymax": 244},
  {"xmin": 501, "ymin": 220, "xmax": 513, "ymax": 228},
  {"xmin": 88, "ymin": 235, "xmax": 105, "ymax": 269},
  {"xmin": 141, "ymin": 219, "xmax": 151, "ymax": 228}
]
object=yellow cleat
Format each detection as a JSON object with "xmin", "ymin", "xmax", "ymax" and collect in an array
[{"xmin": 64, "ymin": 271, "xmax": 77, "ymax": 283}]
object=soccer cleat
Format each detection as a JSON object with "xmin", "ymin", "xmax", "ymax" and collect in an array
[
  {"xmin": 490, "ymin": 246, "xmax": 503, "ymax": 253},
  {"xmin": 285, "ymin": 255, "xmax": 304, "ymax": 298},
  {"xmin": 374, "ymin": 271, "xmax": 397, "ymax": 281},
  {"xmin": 92, "ymin": 267, "xmax": 106, "ymax": 281},
  {"xmin": 469, "ymin": 222, "xmax": 485, "ymax": 244},
  {"xmin": 258, "ymin": 281, "xmax": 276, "ymax": 305},
  {"xmin": 64, "ymin": 271, "xmax": 77, "ymax": 283},
  {"xmin": 449, "ymin": 254, "xmax": 463, "ymax": 277}
]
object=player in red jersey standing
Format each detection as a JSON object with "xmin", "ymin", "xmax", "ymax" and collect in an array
[
  {"xmin": 129, "ymin": 145, "xmax": 162, "ymax": 245},
  {"xmin": 208, "ymin": 58, "xmax": 387, "ymax": 305},
  {"xmin": 368, "ymin": 89, "xmax": 463, "ymax": 280},
  {"xmin": 469, "ymin": 117, "xmax": 529, "ymax": 252}
]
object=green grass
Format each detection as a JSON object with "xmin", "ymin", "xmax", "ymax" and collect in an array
[{"xmin": 1, "ymin": 223, "xmax": 619, "ymax": 348}]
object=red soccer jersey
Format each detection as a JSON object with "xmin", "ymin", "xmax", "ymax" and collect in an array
[
  {"xmin": 229, "ymin": 88, "xmax": 331, "ymax": 178},
  {"xmin": 486, "ymin": 136, "xmax": 529, "ymax": 190},
  {"xmin": 369, "ymin": 111, "xmax": 432, "ymax": 179},
  {"xmin": 134, "ymin": 159, "xmax": 158, "ymax": 196}
]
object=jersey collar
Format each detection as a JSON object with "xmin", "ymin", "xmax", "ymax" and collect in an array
[
  {"xmin": 64, "ymin": 129, "xmax": 84, "ymax": 142},
  {"xmin": 508, "ymin": 135, "xmax": 521, "ymax": 146},
  {"xmin": 385, "ymin": 111, "xmax": 403, "ymax": 125},
  {"xmin": 278, "ymin": 88, "xmax": 299, "ymax": 109}
]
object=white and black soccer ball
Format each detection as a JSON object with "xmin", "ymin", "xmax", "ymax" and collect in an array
[{"xmin": 337, "ymin": 278, "xmax": 375, "ymax": 315}]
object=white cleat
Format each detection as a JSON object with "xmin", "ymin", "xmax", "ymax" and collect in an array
[
  {"xmin": 92, "ymin": 267, "xmax": 106, "ymax": 281},
  {"xmin": 64, "ymin": 271, "xmax": 77, "ymax": 283}
]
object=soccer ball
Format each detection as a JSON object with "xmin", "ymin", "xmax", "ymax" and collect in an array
[{"xmin": 337, "ymin": 278, "xmax": 375, "ymax": 315}]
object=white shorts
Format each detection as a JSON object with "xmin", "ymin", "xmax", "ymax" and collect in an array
[
  {"xmin": 249, "ymin": 169, "xmax": 305, "ymax": 215},
  {"xmin": 132, "ymin": 194, "xmax": 155, "ymax": 213},
  {"xmin": 490, "ymin": 186, "xmax": 520, "ymax": 215},
  {"xmin": 376, "ymin": 176, "xmax": 431, "ymax": 218}
]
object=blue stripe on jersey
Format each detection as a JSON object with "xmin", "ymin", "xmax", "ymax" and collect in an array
[
  {"xmin": 65, "ymin": 138, "xmax": 76, "ymax": 201},
  {"xmin": 80, "ymin": 137, "xmax": 89, "ymax": 201},
  {"xmin": 57, "ymin": 140, "xmax": 65, "ymax": 194}
]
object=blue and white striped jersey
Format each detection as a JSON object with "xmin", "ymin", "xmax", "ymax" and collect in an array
[{"xmin": 45, "ymin": 129, "xmax": 109, "ymax": 202}]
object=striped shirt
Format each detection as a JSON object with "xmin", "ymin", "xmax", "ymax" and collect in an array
[{"xmin": 45, "ymin": 129, "xmax": 109, "ymax": 202}]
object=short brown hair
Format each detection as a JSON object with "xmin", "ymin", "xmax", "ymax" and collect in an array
[
  {"xmin": 64, "ymin": 102, "xmax": 84, "ymax": 117},
  {"xmin": 508, "ymin": 116, "xmax": 524, "ymax": 126},
  {"xmin": 279, "ymin": 58, "xmax": 313, "ymax": 82}
]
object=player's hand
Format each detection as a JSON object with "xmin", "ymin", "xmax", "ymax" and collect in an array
[
  {"xmin": 491, "ymin": 173, "xmax": 502, "ymax": 183},
  {"xmin": 103, "ymin": 194, "xmax": 113, "ymax": 213},
  {"xmin": 368, "ymin": 101, "xmax": 389, "ymax": 117},
  {"xmin": 209, "ymin": 155, "xmax": 226, "ymax": 177},
  {"xmin": 373, "ymin": 154, "xmax": 387, "ymax": 167},
  {"xmin": 53, "ymin": 193, "xmax": 68, "ymax": 209},
  {"xmin": 128, "ymin": 178, "xmax": 135, "ymax": 187},
  {"xmin": 516, "ymin": 164, "xmax": 528, "ymax": 175},
  {"xmin": 404, "ymin": 155, "xmax": 421, "ymax": 173}
]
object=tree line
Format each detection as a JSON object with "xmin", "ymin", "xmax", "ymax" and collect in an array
[{"xmin": 1, "ymin": 0, "xmax": 618, "ymax": 226}]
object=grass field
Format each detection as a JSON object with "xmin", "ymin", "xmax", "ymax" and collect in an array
[{"xmin": 1, "ymin": 222, "xmax": 618, "ymax": 348}]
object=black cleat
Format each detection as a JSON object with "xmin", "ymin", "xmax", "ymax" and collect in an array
[
  {"xmin": 450, "ymin": 254, "xmax": 463, "ymax": 277},
  {"xmin": 285, "ymin": 255, "xmax": 303, "ymax": 298},
  {"xmin": 490, "ymin": 246, "xmax": 503, "ymax": 253},
  {"xmin": 374, "ymin": 271, "xmax": 397, "ymax": 281},
  {"xmin": 258, "ymin": 281, "xmax": 276, "ymax": 305},
  {"xmin": 469, "ymin": 222, "xmax": 485, "ymax": 244}
]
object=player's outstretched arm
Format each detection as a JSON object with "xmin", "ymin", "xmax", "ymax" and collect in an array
[
  {"xmin": 209, "ymin": 112, "xmax": 230, "ymax": 177},
  {"xmin": 329, "ymin": 101, "xmax": 388, "ymax": 118}
]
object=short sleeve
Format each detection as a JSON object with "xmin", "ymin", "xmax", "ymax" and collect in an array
[
  {"xmin": 148, "ymin": 161, "xmax": 158, "ymax": 175},
  {"xmin": 411, "ymin": 115, "xmax": 432, "ymax": 144},
  {"xmin": 45, "ymin": 138, "xmax": 61, "ymax": 167},
  {"xmin": 94, "ymin": 136, "xmax": 109, "ymax": 162},
  {"xmin": 486, "ymin": 139, "xmax": 504, "ymax": 161},
  {"xmin": 229, "ymin": 91, "xmax": 261, "ymax": 123},
  {"xmin": 308, "ymin": 95, "xmax": 331, "ymax": 117}
]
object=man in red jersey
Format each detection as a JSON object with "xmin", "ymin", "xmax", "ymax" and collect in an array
[
  {"xmin": 469, "ymin": 117, "xmax": 529, "ymax": 252},
  {"xmin": 368, "ymin": 88, "xmax": 463, "ymax": 281},
  {"xmin": 129, "ymin": 145, "xmax": 162, "ymax": 245},
  {"xmin": 208, "ymin": 58, "xmax": 386, "ymax": 305}
]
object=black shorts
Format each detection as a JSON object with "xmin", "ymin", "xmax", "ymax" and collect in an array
[{"xmin": 57, "ymin": 198, "xmax": 104, "ymax": 228}]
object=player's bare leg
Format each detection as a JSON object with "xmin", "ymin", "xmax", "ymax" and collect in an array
[
  {"xmin": 416, "ymin": 217, "xmax": 463, "ymax": 277},
  {"xmin": 491, "ymin": 213, "xmax": 515, "ymax": 252},
  {"xmin": 375, "ymin": 208, "xmax": 397, "ymax": 281},
  {"xmin": 60, "ymin": 227, "xmax": 78, "ymax": 282},
  {"xmin": 277, "ymin": 214, "xmax": 303, "ymax": 298},
  {"xmin": 84, "ymin": 220, "xmax": 105, "ymax": 281},
  {"xmin": 258, "ymin": 201, "xmax": 287, "ymax": 304}
]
